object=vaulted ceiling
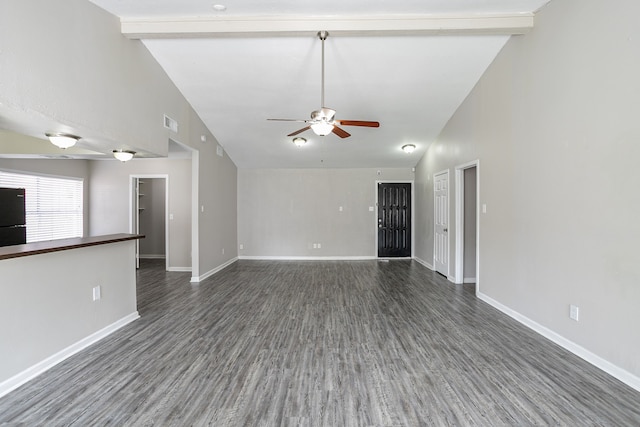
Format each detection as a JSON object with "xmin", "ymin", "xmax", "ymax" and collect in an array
[{"xmin": 7, "ymin": 1, "xmax": 553, "ymax": 168}]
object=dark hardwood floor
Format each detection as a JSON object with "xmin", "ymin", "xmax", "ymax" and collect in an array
[{"xmin": 1, "ymin": 259, "xmax": 639, "ymax": 426}]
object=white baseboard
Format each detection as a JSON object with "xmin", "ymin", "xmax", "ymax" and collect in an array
[
  {"xmin": 191, "ymin": 257, "xmax": 238, "ymax": 283},
  {"xmin": 167, "ymin": 266, "xmax": 191, "ymax": 272},
  {"xmin": 0, "ymin": 312, "xmax": 140, "ymax": 399},
  {"xmin": 477, "ymin": 292, "xmax": 640, "ymax": 393},
  {"xmin": 238, "ymin": 256, "xmax": 376, "ymax": 261},
  {"xmin": 414, "ymin": 257, "xmax": 435, "ymax": 270},
  {"xmin": 464, "ymin": 277, "xmax": 476, "ymax": 284},
  {"xmin": 139, "ymin": 254, "xmax": 166, "ymax": 259}
]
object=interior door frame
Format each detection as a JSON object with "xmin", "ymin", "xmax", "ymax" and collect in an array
[
  {"xmin": 375, "ymin": 180, "xmax": 415, "ymax": 258},
  {"xmin": 129, "ymin": 174, "xmax": 170, "ymax": 271},
  {"xmin": 454, "ymin": 160, "xmax": 480, "ymax": 295}
]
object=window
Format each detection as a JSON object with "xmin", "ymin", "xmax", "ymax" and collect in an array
[{"xmin": 0, "ymin": 170, "xmax": 83, "ymax": 242}]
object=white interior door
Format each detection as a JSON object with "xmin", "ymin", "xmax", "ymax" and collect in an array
[{"xmin": 434, "ymin": 171, "xmax": 449, "ymax": 277}]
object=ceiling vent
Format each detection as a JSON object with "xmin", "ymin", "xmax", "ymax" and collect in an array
[{"xmin": 163, "ymin": 114, "xmax": 179, "ymax": 133}]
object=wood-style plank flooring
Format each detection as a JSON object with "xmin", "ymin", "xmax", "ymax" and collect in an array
[{"xmin": 1, "ymin": 259, "xmax": 639, "ymax": 426}]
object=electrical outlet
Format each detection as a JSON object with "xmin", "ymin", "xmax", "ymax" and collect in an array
[
  {"xmin": 239, "ymin": 244, "xmax": 244, "ymax": 250},
  {"xmin": 312, "ymin": 243, "xmax": 317, "ymax": 249},
  {"xmin": 93, "ymin": 286, "xmax": 101, "ymax": 301},
  {"xmin": 317, "ymin": 243, "xmax": 321, "ymax": 249},
  {"xmin": 570, "ymin": 304, "xmax": 579, "ymax": 321}
]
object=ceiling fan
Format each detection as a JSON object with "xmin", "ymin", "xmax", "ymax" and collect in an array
[{"xmin": 268, "ymin": 31, "xmax": 380, "ymax": 139}]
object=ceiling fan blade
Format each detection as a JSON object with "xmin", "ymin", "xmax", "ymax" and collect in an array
[
  {"xmin": 287, "ymin": 126, "xmax": 311, "ymax": 137},
  {"xmin": 267, "ymin": 118, "xmax": 308, "ymax": 123},
  {"xmin": 336, "ymin": 120, "xmax": 380, "ymax": 128},
  {"xmin": 332, "ymin": 126, "xmax": 351, "ymax": 138}
]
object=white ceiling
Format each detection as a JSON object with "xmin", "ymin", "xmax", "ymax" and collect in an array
[
  {"xmin": 142, "ymin": 34, "xmax": 509, "ymax": 168},
  {"xmin": 62, "ymin": 1, "xmax": 555, "ymax": 167}
]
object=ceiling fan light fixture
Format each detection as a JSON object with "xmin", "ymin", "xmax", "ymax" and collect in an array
[
  {"xmin": 311, "ymin": 122, "xmax": 334, "ymax": 136},
  {"xmin": 46, "ymin": 133, "xmax": 80, "ymax": 149},
  {"xmin": 113, "ymin": 150, "xmax": 136, "ymax": 162},
  {"xmin": 292, "ymin": 137, "xmax": 307, "ymax": 147},
  {"xmin": 402, "ymin": 144, "xmax": 416, "ymax": 154},
  {"xmin": 267, "ymin": 31, "xmax": 379, "ymax": 139}
]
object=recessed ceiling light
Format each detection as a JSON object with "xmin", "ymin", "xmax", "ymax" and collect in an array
[{"xmin": 213, "ymin": 4, "xmax": 227, "ymax": 12}]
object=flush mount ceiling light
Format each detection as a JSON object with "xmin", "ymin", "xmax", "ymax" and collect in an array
[
  {"xmin": 45, "ymin": 133, "xmax": 80, "ymax": 149},
  {"xmin": 113, "ymin": 150, "xmax": 136, "ymax": 162},
  {"xmin": 212, "ymin": 4, "xmax": 227, "ymax": 11},
  {"xmin": 292, "ymin": 137, "xmax": 307, "ymax": 147},
  {"xmin": 402, "ymin": 144, "xmax": 416, "ymax": 154}
]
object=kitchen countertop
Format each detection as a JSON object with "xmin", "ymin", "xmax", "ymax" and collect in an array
[{"xmin": 0, "ymin": 233, "xmax": 145, "ymax": 261}]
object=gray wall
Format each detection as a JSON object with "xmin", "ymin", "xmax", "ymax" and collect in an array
[
  {"xmin": 0, "ymin": 240, "xmax": 138, "ymax": 390},
  {"xmin": 415, "ymin": 0, "xmax": 640, "ymax": 379},
  {"xmin": 238, "ymin": 168, "xmax": 414, "ymax": 257},
  {"xmin": 139, "ymin": 178, "xmax": 166, "ymax": 258},
  {"xmin": 0, "ymin": 159, "xmax": 91, "ymax": 237},
  {"xmin": 90, "ymin": 158, "xmax": 191, "ymax": 270},
  {"xmin": 195, "ymin": 136, "xmax": 238, "ymax": 277}
]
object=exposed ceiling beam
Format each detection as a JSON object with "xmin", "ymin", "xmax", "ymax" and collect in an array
[{"xmin": 121, "ymin": 14, "xmax": 534, "ymax": 39}]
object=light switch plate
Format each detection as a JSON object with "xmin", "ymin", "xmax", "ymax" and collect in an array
[
  {"xmin": 93, "ymin": 286, "xmax": 101, "ymax": 301},
  {"xmin": 570, "ymin": 304, "xmax": 579, "ymax": 321}
]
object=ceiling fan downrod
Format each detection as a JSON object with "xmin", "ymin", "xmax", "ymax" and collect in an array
[{"xmin": 318, "ymin": 31, "xmax": 329, "ymax": 108}]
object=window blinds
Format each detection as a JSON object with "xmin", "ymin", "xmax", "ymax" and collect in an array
[{"xmin": 0, "ymin": 170, "xmax": 83, "ymax": 243}]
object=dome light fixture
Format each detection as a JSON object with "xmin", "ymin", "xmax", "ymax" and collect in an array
[
  {"xmin": 46, "ymin": 133, "xmax": 80, "ymax": 149},
  {"xmin": 113, "ymin": 150, "xmax": 136, "ymax": 162},
  {"xmin": 292, "ymin": 137, "xmax": 307, "ymax": 147},
  {"xmin": 402, "ymin": 144, "xmax": 416, "ymax": 154}
]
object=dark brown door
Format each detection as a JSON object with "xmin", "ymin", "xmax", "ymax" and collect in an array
[{"xmin": 378, "ymin": 183, "xmax": 411, "ymax": 257}]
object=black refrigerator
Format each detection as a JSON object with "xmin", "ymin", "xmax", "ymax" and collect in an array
[{"xmin": 0, "ymin": 187, "xmax": 27, "ymax": 247}]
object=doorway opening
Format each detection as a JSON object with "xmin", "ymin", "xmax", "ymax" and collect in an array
[
  {"xmin": 130, "ymin": 175, "xmax": 169, "ymax": 271},
  {"xmin": 454, "ymin": 160, "xmax": 480, "ymax": 294}
]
